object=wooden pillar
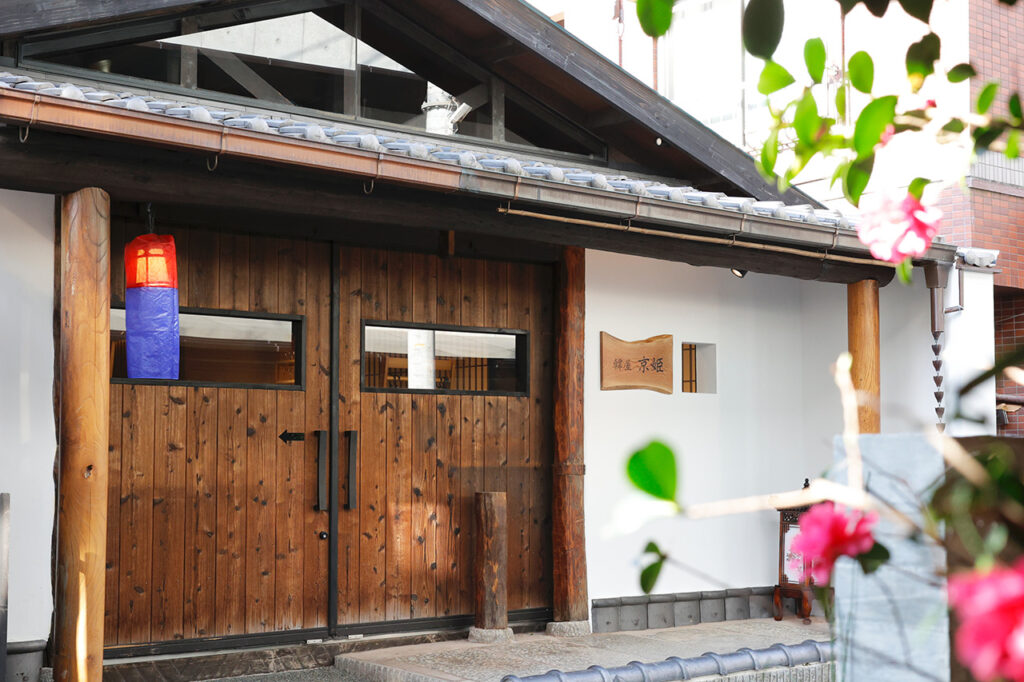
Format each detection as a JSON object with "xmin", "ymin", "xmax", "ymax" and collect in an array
[
  {"xmin": 474, "ymin": 492, "xmax": 508, "ymax": 630},
  {"xmin": 55, "ymin": 188, "xmax": 110, "ymax": 682},
  {"xmin": 552, "ymin": 246, "xmax": 588, "ymax": 623},
  {"xmin": 847, "ymin": 279, "xmax": 881, "ymax": 434}
]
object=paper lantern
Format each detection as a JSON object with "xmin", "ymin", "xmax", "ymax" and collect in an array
[{"xmin": 125, "ymin": 234, "xmax": 179, "ymax": 379}]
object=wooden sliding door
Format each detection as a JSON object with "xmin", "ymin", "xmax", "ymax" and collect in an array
[
  {"xmin": 335, "ymin": 249, "xmax": 554, "ymax": 625},
  {"xmin": 105, "ymin": 222, "xmax": 332, "ymax": 646}
]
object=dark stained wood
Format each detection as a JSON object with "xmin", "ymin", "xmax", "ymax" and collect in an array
[
  {"xmin": 119, "ymin": 385, "xmax": 156, "ymax": 644},
  {"xmin": 56, "ymin": 186, "xmax": 111, "ymax": 681},
  {"xmin": 184, "ymin": 386, "xmax": 217, "ymax": 639},
  {"xmin": 151, "ymin": 386, "xmax": 187, "ymax": 642},
  {"xmin": 358, "ymin": 249, "xmax": 388, "ymax": 623},
  {"xmin": 187, "ymin": 229, "xmax": 219, "ymax": 308},
  {"xmin": 552, "ymin": 246, "xmax": 587, "ymax": 623},
  {"xmin": 483, "ymin": 261, "xmax": 508, "ymax": 494},
  {"xmin": 246, "ymin": 389, "xmax": 277, "ymax": 632},
  {"xmin": 337, "ymin": 246, "xmax": 362, "ymax": 625},
  {"xmin": 0, "ymin": 0, "xmax": 208, "ymax": 35},
  {"xmin": 474, "ymin": 492, "xmax": 508, "ymax": 630},
  {"xmin": 506, "ymin": 263, "xmax": 531, "ymax": 610},
  {"xmin": 214, "ymin": 388, "xmax": 247, "ymax": 636},
  {"xmin": 529, "ymin": 265, "xmax": 554, "ymax": 609},
  {"xmin": 105, "ymin": 384, "xmax": 123, "ymax": 646},
  {"xmin": 460, "ymin": 258, "xmax": 486, "ymax": 614},
  {"xmin": 219, "ymin": 232, "xmax": 250, "ymax": 312}
]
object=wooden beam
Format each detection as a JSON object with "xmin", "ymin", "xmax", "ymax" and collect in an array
[
  {"xmin": 0, "ymin": 0, "xmax": 212, "ymax": 36},
  {"xmin": 55, "ymin": 187, "xmax": 111, "ymax": 682},
  {"xmin": 552, "ymin": 246, "xmax": 587, "ymax": 623},
  {"xmin": 474, "ymin": 492, "xmax": 508, "ymax": 631},
  {"xmin": 180, "ymin": 17, "xmax": 199, "ymax": 90},
  {"xmin": 848, "ymin": 279, "xmax": 880, "ymax": 434},
  {"xmin": 200, "ymin": 48, "xmax": 291, "ymax": 104}
]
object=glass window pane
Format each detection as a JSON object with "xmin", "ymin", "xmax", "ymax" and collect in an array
[
  {"xmin": 362, "ymin": 324, "xmax": 525, "ymax": 394},
  {"xmin": 111, "ymin": 308, "xmax": 301, "ymax": 386}
]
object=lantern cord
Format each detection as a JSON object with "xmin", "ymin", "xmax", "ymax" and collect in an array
[{"xmin": 145, "ymin": 203, "xmax": 155, "ymax": 233}]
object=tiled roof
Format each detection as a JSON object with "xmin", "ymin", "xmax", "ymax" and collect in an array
[{"xmin": 0, "ymin": 70, "xmax": 859, "ymax": 230}]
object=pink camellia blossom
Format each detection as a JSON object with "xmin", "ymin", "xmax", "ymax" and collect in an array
[
  {"xmin": 789, "ymin": 502, "xmax": 877, "ymax": 585},
  {"xmin": 879, "ymin": 124, "xmax": 896, "ymax": 146},
  {"xmin": 856, "ymin": 192, "xmax": 942, "ymax": 263},
  {"xmin": 948, "ymin": 561, "xmax": 1024, "ymax": 682}
]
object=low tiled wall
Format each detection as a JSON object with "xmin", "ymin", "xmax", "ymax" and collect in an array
[{"xmin": 592, "ymin": 587, "xmax": 782, "ymax": 633}]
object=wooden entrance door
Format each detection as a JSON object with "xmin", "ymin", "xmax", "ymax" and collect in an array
[
  {"xmin": 105, "ymin": 223, "xmax": 332, "ymax": 646},
  {"xmin": 333, "ymin": 248, "xmax": 554, "ymax": 625}
]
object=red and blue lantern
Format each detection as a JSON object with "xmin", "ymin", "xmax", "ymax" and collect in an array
[{"xmin": 125, "ymin": 234, "xmax": 179, "ymax": 379}]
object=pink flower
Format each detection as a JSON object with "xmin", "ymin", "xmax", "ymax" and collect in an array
[
  {"xmin": 856, "ymin": 192, "xmax": 942, "ymax": 263},
  {"xmin": 879, "ymin": 124, "xmax": 896, "ymax": 146},
  {"xmin": 949, "ymin": 561, "xmax": 1024, "ymax": 681},
  {"xmin": 789, "ymin": 502, "xmax": 877, "ymax": 585}
]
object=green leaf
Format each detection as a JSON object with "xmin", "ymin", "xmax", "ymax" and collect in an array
[
  {"xmin": 863, "ymin": 0, "xmax": 892, "ymax": 15},
  {"xmin": 758, "ymin": 61, "xmax": 795, "ymax": 95},
  {"xmin": 743, "ymin": 0, "xmax": 784, "ymax": 60},
  {"xmin": 978, "ymin": 81, "xmax": 999, "ymax": 115},
  {"xmin": 627, "ymin": 441, "xmax": 678, "ymax": 502},
  {"xmin": 804, "ymin": 38, "xmax": 826, "ymax": 84},
  {"xmin": 760, "ymin": 129, "xmax": 779, "ymax": 175},
  {"xmin": 636, "ymin": 0, "xmax": 676, "ymax": 37},
  {"xmin": 1008, "ymin": 129, "xmax": 1021, "ymax": 159},
  {"xmin": 896, "ymin": 258, "xmax": 913, "ymax": 284},
  {"xmin": 640, "ymin": 559, "xmax": 664, "ymax": 594},
  {"xmin": 898, "ymin": 0, "xmax": 934, "ymax": 22},
  {"xmin": 643, "ymin": 540, "xmax": 663, "ymax": 556},
  {"xmin": 947, "ymin": 63, "xmax": 976, "ymax": 83},
  {"xmin": 849, "ymin": 51, "xmax": 874, "ymax": 94},
  {"xmin": 853, "ymin": 95, "xmax": 898, "ymax": 158},
  {"xmin": 906, "ymin": 32, "xmax": 941, "ymax": 92},
  {"xmin": 908, "ymin": 177, "xmax": 931, "ymax": 200},
  {"xmin": 793, "ymin": 90, "xmax": 820, "ymax": 146},
  {"xmin": 974, "ymin": 123, "xmax": 1006, "ymax": 150},
  {"xmin": 835, "ymin": 84, "xmax": 848, "ymax": 121},
  {"xmin": 856, "ymin": 541, "xmax": 891, "ymax": 574},
  {"xmin": 843, "ymin": 154, "xmax": 874, "ymax": 206},
  {"xmin": 1011, "ymin": 93, "xmax": 1022, "ymax": 121},
  {"xmin": 830, "ymin": 159, "xmax": 849, "ymax": 189},
  {"xmin": 942, "ymin": 118, "xmax": 966, "ymax": 133}
]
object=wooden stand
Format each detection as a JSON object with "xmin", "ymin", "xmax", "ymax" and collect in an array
[
  {"xmin": 54, "ymin": 188, "xmax": 111, "ymax": 682},
  {"xmin": 552, "ymin": 247, "xmax": 588, "ymax": 624},
  {"xmin": 474, "ymin": 492, "xmax": 508, "ymax": 631}
]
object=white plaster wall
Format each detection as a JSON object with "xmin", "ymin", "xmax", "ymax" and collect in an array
[
  {"xmin": 0, "ymin": 189, "xmax": 56, "ymax": 643},
  {"xmin": 945, "ymin": 269, "xmax": 997, "ymax": 435},
  {"xmin": 584, "ymin": 251, "xmax": 988, "ymax": 602}
]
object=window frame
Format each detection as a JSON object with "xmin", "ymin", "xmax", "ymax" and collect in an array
[
  {"xmin": 359, "ymin": 319, "xmax": 529, "ymax": 397},
  {"xmin": 110, "ymin": 304, "xmax": 306, "ymax": 391}
]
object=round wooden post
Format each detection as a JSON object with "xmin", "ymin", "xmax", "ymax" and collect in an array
[
  {"xmin": 847, "ymin": 279, "xmax": 881, "ymax": 434},
  {"xmin": 474, "ymin": 492, "xmax": 508, "ymax": 631},
  {"xmin": 55, "ymin": 188, "xmax": 110, "ymax": 682},
  {"xmin": 552, "ymin": 246, "xmax": 588, "ymax": 627}
]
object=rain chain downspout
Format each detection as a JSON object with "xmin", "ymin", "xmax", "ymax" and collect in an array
[{"xmin": 924, "ymin": 261, "xmax": 952, "ymax": 432}]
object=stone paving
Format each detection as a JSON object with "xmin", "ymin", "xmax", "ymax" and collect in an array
[{"xmin": 329, "ymin": 617, "xmax": 830, "ymax": 682}]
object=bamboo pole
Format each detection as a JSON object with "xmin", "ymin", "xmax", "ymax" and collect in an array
[
  {"xmin": 55, "ymin": 187, "xmax": 110, "ymax": 682},
  {"xmin": 847, "ymin": 279, "xmax": 881, "ymax": 434}
]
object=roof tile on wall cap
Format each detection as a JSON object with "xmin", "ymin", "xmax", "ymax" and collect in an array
[{"xmin": 0, "ymin": 67, "xmax": 892, "ymax": 241}]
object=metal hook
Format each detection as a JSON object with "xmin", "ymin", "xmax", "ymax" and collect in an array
[
  {"xmin": 363, "ymin": 179, "xmax": 375, "ymax": 194},
  {"xmin": 18, "ymin": 126, "xmax": 29, "ymax": 143},
  {"xmin": 206, "ymin": 154, "xmax": 219, "ymax": 172}
]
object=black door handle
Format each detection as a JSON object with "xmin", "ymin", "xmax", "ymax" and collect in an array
[
  {"xmin": 319, "ymin": 531, "xmax": 329, "ymax": 540},
  {"xmin": 314, "ymin": 430, "xmax": 328, "ymax": 511},
  {"xmin": 344, "ymin": 430, "xmax": 358, "ymax": 510}
]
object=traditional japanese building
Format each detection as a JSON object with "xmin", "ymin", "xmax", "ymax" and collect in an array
[{"xmin": 0, "ymin": 1, "xmax": 994, "ymax": 680}]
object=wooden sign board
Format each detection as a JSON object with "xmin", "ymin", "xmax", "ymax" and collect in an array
[{"xmin": 600, "ymin": 332, "xmax": 673, "ymax": 394}]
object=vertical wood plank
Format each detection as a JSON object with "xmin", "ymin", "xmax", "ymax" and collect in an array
[
  {"xmin": 410, "ymin": 394, "xmax": 437, "ymax": 618},
  {"xmin": 118, "ymin": 384, "xmax": 155, "ymax": 644},
  {"xmin": 302, "ymin": 242, "xmax": 330, "ymax": 629},
  {"xmin": 164, "ymin": 225, "xmax": 190, "ymax": 308},
  {"xmin": 104, "ymin": 384, "xmax": 122, "ymax": 646},
  {"xmin": 215, "ymin": 388, "xmax": 247, "ymax": 636},
  {"xmin": 218, "ymin": 232, "xmax": 249, "ymax": 312},
  {"xmin": 483, "ymin": 261, "xmax": 508, "ymax": 494},
  {"xmin": 151, "ymin": 385, "xmax": 187, "ymax": 641},
  {"xmin": 387, "ymin": 393, "xmax": 412, "ymax": 620},
  {"xmin": 359, "ymin": 248, "xmax": 388, "ymax": 622},
  {"xmin": 506, "ymin": 263, "xmax": 531, "ymax": 610},
  {"xmin": 337, "ymin": 246, "xmax": 362, "ymax": 624},
  {"xmin": 435, "ymin": 257, "xmax": 461, "ymax": 615},
  {"xmin": 250, "ymin": 236, "xmax": 280, "ymax": 313},
  {"xmin": 187, "ymin": 229, "xmax": 220, "ymax": 309},
  {"xmin": 184, "ymin": 386, "xmax": 218, "ymax": 639},
  {"xmin": 110, "ymin": 215, "xmax": 126, "ymax": 307},
  {"xmin": 246, "ymin": 389, "xmax": 277, "ymax": 632},
  {"xmin": 529, "ymin": 264, "xmax": 555, "ymax": 608}
]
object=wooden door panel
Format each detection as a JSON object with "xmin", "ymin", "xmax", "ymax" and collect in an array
[{"xmin": 106, "ymin": 224, "xmax": 331, "ymax": 647}]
